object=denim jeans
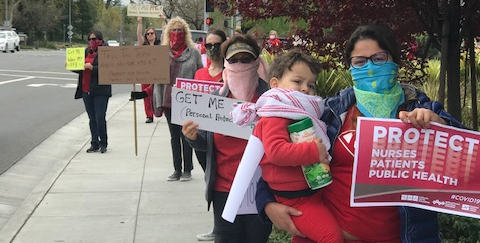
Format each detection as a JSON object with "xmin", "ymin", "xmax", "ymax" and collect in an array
[{"xmin": 82, "ymin": 93, "xmax": 109, "ymax": 148}]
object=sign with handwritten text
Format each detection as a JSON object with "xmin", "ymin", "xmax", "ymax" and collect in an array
[
  {"xmin": 127, "ymin": 4, "xmax": 164, "ymax": 18},
  {"xmin": 171, "ymin": 87, "xmax": 253, "ymax": 140},
  {"xmin": 352, "ymin": 117, "xmax": 480, "ymax": 219},
  {"xmin": 98, "ymin": 46, "xmax": 169, "ymax": 84},
  {"xmin": 66, "ymin": 48, "xmax": 85, "ymax": 71}
]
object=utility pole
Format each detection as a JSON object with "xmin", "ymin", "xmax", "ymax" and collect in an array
[{"xmin": 67, "ymin": 0, "xmax": 73, "ymax": 45}]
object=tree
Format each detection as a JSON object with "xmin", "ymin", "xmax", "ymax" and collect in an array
[
  {"xmin": 13, "ymin": 0, "xmax": 62, "ymax": 41},
  {"xmin": 141, "ymin": 0, "xmax": 204, "ymax": 30},
  {"xmin": 74, "ymin": 0, "xmax": 96, "ymax": 40},
  {"xmin": 216, "ymin": 0, "xmax": 480, "ymax": 123}
]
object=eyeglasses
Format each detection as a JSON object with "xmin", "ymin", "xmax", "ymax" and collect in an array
[
  {"xmin": 146, "ymin": 32, "xmax": 155, "ymax": 36},
  {"xmin": 227, "ymin": 56, "xmax": 255, "ymax": 64},
  {"xmin": 88, "ymin": 37, "xmax": 97, "ymax": 41},
  {"xmin": 205, "ymin": 43, "xmax": 221, "ymax": 50},
  {"xmin": 349, "ymin": 51, "xmax": 389, "ymax": 69}
]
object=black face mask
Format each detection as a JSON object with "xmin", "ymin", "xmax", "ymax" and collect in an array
[{"xmin": 206, "ymin": 43, "xmax": 221, "ymax": 61}]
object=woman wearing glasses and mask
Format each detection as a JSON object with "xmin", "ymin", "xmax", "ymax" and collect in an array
[
  {"xmin": 194, "ymin": 30, "xmax": 227, "ymax": 83},
  {"xmin": 152, "ymin": 17, "xmax": 203, "ymax": 182},
  {"xmin": 192, "ymin": 29, "xmax": 227, "ymax": 242},
  {"xmin": 256, "ymin": 25, "xmax": 463, "ymax": 243},
  {"xmin": 130, "ymin": 17, "xmax": 162, "ymax": 123},
  {"xmin": 74, "ymin": 31, "xmax": 111, "ymax": 154},
  {"xmin": 182, "ymin": 35, "xmax": 272, "ymax": 243}
]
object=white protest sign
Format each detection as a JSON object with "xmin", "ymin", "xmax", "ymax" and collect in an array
[
  {"xmin": 127, "ymin": 4, "xmax": 164, "ymax": 18},
  {"xmin": 222, "ymin": 135, "xmax": 264, "ymax": 222},
  {"xmin": 171, "ymin": 87, "xmax": 254, "ymax": 139}
]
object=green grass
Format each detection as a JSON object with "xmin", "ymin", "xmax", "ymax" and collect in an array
[{"xmin": 268, "ymin": 226, "xmax": 291, "ymax": 243}]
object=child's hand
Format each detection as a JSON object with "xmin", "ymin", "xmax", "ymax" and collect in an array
[{"xmin": 314, "ymin": 138, "xmax": 328, "ymax": 163}]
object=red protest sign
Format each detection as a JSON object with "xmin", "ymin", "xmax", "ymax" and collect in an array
[
  {"xmin": 352, "ymin": 117, "xmax": 480, "ymax": 218},
  {"xmin": 175, "ymin": 78, "xmax": 223, "ymax": 93}
]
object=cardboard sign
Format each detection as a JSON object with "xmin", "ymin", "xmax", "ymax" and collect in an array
[
  {"xmin": 171, "ymin": 87, "xmax": 254, "ymax": 139},
  {"xmin": 175, "ymin": 78, "xmax": 223, "ymax": 93},
  {"xmin": 98, "ymin": 46, "xmax": 169, "ymax": 84},
  {"xmin": 352, "ymin": 117, "xmax": 480, "ymax": 219},
  {"xmin": 66, "ymin": 48, "xmax": 85, "ymax": 71},
  {"xmin": 127, "ymin": 4, "xmax": 164, "ymax": 18}
]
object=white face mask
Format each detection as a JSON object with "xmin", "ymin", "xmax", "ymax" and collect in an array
[{"xmin": 269, "ymin": 35, "xmax": 276, "ymax": 39}]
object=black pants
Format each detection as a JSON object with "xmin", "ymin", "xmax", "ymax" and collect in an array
[
  {"xmin": 164, "ymin": 108, "xmax": 193, "ymax": 172},
  {"xmin": 82, "ymin": 93, "xmax": 109, "ymax": 148},
  {"xmin": 212, "ymin": 191, "xmax": 272, "ymax": 243},
  {"xmin": 196, "ymin": 150, "xmax": 207, "ymax": 172}
]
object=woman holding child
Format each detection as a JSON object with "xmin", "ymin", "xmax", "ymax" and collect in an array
[
  {"xmin": 182, "ymin": 35, "xmax": 272, "ymax": 243},
  {"xmin": 256, "ymin": 24, "xmax": 463, "ymax": 243}
]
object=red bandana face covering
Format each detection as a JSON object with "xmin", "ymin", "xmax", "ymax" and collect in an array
[
  {"xmin": 169, "ymin": 30, "xmax": 186, "ymax": 57},
  {"xmin": 88, "ymin": 40, "xmax": 103, "ymax": 53}
]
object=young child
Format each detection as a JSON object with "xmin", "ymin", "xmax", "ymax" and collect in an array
[{"xmin": 231, "ymin": 50, "xmax": 343, "ymax": 243}]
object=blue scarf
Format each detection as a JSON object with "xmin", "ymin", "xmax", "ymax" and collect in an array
[{"xmin": 350, "ymin": 61, "xmax": 404, "ymax": 118}]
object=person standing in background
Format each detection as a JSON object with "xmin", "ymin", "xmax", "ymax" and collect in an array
[
  {"xmin": 136, "ymin": 16, "xmax": 161, "ymax": 123},
  {"xmin": 153, "ymin": 17, "xmax": 203, "ymax": 182},
  {"xmin": 192, "ymin": 29, "xmax": 227, "ymax": 242},
  {"xmin": 74, "ymin": 31, "xmax": 111, "ymax": 154}
]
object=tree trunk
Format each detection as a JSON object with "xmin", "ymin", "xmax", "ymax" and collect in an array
[
  {"xmin": 446, "ymin": 0, "xmax": 462, "ymax": 122},
  {"xmin": 468, "ymin": 34, "xmax": 479, "ymax": 130},
  {"xmin": 438, "ymin": 0, "xmax": 449, "ymax": 104}
]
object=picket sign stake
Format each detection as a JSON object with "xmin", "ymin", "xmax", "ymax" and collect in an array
[{"xmin": 133, "ymin": 84, "xmax": 138, "ymax": 156}]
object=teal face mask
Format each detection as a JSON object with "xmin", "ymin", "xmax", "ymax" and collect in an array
[{"xmin": 349, "ymin": 61, "xmax": 405, "ymax": 118}]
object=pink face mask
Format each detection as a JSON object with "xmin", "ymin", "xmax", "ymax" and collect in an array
[{"xmin": 221, "ymin": 58, "xmax": 260, "ymax": 101}]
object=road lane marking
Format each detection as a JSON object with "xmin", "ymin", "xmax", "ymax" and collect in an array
[
  {"xmin": 27, "ymin": 83, "xmax": 76, "ymax": 88},
  {"xmin": 0, "ymin": 73, "xmax": 76, "ymax": 81},
  {"xmin": 0, "ymin": 69, "xmax": 75, "ymax": 76},
  {"xmin": 0, "ymin": 76, "xmax": 35, "ymax": 85}
]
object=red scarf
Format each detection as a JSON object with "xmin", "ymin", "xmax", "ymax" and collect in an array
[
  {"xmin": 88, "ymin": 40, "xmax": 103, "ymax": 53},
  {"xmin": 170, "ymin": 31, "xmax": 187, "ymax": 58}
]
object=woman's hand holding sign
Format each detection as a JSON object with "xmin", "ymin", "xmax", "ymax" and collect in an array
[
  {"xmin": 399, "ymin": 108, "xmax": 446, "ymax": 128},
  {"xmin": 182, "ymin": 120, "xmax": 199, "ymax": 140}
]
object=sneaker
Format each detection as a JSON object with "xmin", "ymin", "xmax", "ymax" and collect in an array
[
  {"xmin": 196, "ymin": 231, "xmax": 215, "ymax": 241},
  {"xmin": 167, "ymin": 171, "xmax": 181, "ymax": 181},
  {"xmin": 100, "ymin": 146, "xmax": 107, "ymax": 153},
  {"xmin": 145, "ymin": 117, "xmax": 153, "ymax": 123},
  {"xmin": 86, "ymin": 146, "xmax": 99, "ymax": 153},
  {"xmin": 180, "ymin": 171, "xmax": 192, "ymax": 181}
]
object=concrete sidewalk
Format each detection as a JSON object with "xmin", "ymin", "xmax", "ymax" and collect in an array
[{"xmin": 0, "ymin": 93, "xmax": 213, "ymax": 243}]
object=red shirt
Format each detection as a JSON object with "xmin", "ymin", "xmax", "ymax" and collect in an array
[
  {"xmin": 194, "ymin": 67, "xmax": 222, "ymax": 82},
  {"xmin": 322, "ymin": 107, "xmax": 401, "ymax": 242},
  {"xmin": 254, "ymin": 117, "xmax": 319, "ymax": 191},
  {"xmin": 81, "ymin": 53, "xmax": 96, "ymax": 93},
  {"xmin": 214, "ymin": 93, "xmax": 258, "ymax": 192}
]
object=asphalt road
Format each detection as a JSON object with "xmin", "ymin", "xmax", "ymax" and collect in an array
[{"xmin": 0, "ymin": 50, "xmax": 131, "ymax": 174}]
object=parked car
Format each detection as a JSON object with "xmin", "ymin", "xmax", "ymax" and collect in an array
[
  {"xmin": 106, "ymin": 40, "xmax": 120, "ymax": 47},
  {"xmin": 0, "ymin": 30, "xmax": 20, "ymax": 53}
]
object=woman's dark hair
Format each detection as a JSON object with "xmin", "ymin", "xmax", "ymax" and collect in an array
[
  {"xmin": 345, "ymin": 24, "xmax": 401, "ymax": 66},
  {"xmin": 221, "ymin": 34, "xmax": 261, "ymax": 59},
  {"xmin": 143, "ymin": 27, "xmax": 160, "ymax": 45},
  {"xmin": 88, "ymin": 30, "xmax": 103, "ymax": 41},
  {"xmin": 208, "ymin": 29, "xmax": 227, "ymax": 43},
  {"xmin": 269, "ymin": 49, "xmax": 321, "ymax": 80}
]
